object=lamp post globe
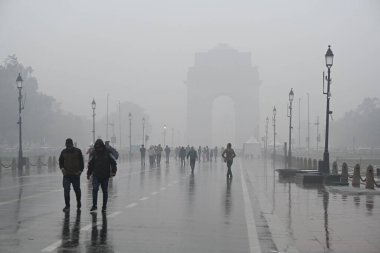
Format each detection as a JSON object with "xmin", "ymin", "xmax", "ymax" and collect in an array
[{"xmin": 325, "ymin": 45, "xmax": 334, "ymax": 68}]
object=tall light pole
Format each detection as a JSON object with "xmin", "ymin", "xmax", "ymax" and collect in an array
[
  {"xmin": 323, "ymin": 45, "xmax": 334, "ymax": 174},
  {"xmin": 307, "ymin": 93, "xmax": 310, "ymax": 155},
  {"xmin": 171, "ymin": 128, "xmax": 174, "ymax": 147},
  {"xmin": 129, "ymin": 112, "xmax": 132, "ymax": 159},
  {"xmin": 288, "ymin": 88, "xmax": 294, "ymax": 168},
  {"xmin": 16, "ymin": 73, "xmax": 24, "ymax": 170},
  {"xmin": 91, "ymin": 99, "xmax": 96, "ymax": 143},
  {"xmin": 265, "ymin": 117, "xmax": 269, "ymax": 160},
  {"xmin": 106, "ymin": 94, "xmax": 109, "ymax": 140},
  {"xmin": 315, "ymin": 116, "xmax": 320, "ymax": 151},
  {"xmin": 142, "ymin": 117, "xmax": 145, "ymax": 146},
  {"xmin": 272, "ymin": 106, "xmax": 277, "ymax": 164},
  {"xmin": 163, "ymin": 125, "xmax": 167, "ymax": 146}
]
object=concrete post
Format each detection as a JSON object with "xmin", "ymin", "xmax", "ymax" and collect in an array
[
  {"xmin": 341, "ymin": 162, "xmax": 348, "ymax": 183},
  {"xmin": 37, "ymin": 156, "xmax": 42, "ymax": 169},
  {"xmin": 12, "ymin": 158, "xmax": 17, "ymax": 170},
  {"xmin": 332, "ymin": 161, "xmax": 338, "ymax": 175},
  {"xmin": 366, "ymin": 165, "xmax": 375, "ymax": 190},
  {"xmin": 352, "ymin": 164, "xmax": 361, "ymax": 187}
]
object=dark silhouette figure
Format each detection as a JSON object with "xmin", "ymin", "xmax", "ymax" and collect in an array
[
  {"xmin": 140, "ymin": 145, "xmax": 146, "ymax": 167},
  {"xmin": 87, "ymin": 139, "xmax": 117, "ymax": 213},
  {"xmin": 59, "ymin": 138, "xmax": 84, "ymax": 212},
  {"xmin": 222, "ymin": 143, "xmax": 236, "ymax": 178},
  {"xmin": 164, "ymin": 145, "xmax": 170, "ymax": 163},
  {"xmin": 187, "ymin": 146, "xmax": 198, "ymax": 173},
  {"xmin": 179, "ymin": 146, "xmax": 186, "ymax": 167}
]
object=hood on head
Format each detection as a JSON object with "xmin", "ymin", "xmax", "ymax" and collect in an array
[{"xmin": 94, "ymin": 139, "xmax": 105, "ymax": 150}]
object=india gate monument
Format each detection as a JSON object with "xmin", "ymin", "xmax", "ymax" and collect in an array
[{"xmin": 186, "ymin": 44, "xmax": 261, "ymax": 147}]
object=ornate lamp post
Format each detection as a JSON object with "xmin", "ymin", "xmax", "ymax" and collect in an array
[
  {"xmin": 91, "ymin": 99, "xmax": 96, "ymax": 143},
  {"xmin": 16, "ymin": 73, "xmax": 24, "ymax": 170},
  {"xmin": 129, "ymin": 112, "xmax": 132, "ymax": 159},
  {"xmin": 163, "ymin": 125, "xmax": 167, "ymax": 146},
  {"xmin": 272, "ymin": 106, "xmax": 276, "ymax": 163},
  {"xmin": 323, "ymin": 45, "xmax": 334, "ymax": 174},
  {"xmin": 288, "ymin": 88, "xmax": 294, "ymax": 168},
  {"xmin": 142, "ymin": 117, "xmax": 145, "ymax": 146}
]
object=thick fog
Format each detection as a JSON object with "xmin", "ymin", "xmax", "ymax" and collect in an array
[{"xmin": 1, "ymin": 0, "xmax": 379, "ymax": 148}]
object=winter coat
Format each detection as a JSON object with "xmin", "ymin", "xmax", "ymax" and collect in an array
[
  {"xmin": 59, "ymin": 147, "xmax": 84, "ymax": 176},
  {"xmin": 87, "ymin": 139, "xmax": 117, "ymax": 179}
]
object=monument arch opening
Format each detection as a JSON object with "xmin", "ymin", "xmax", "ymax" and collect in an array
[{"xmin": 186, "ymin": 44, "xmax": 261, "ymax": 147}]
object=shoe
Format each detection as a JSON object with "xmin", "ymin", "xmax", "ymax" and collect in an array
[
  {"xmin": 90, "ymin": 206, "xmax": 97, "ymax": 212},
  {"xmin": 62, "ymin": 206, "xmax": 70, "ymax": 212},
  {"xmin": 102, "ymin": 207, "xmax": 106, "ymax": 213},
  {"xmin": 77, "ymin": 201, "xmax": 81, "ymax": 210}
]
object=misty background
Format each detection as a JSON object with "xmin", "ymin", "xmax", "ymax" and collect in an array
[{"xmin": 0, "ymin": 0, "xmax": 379, "ymax": 149}]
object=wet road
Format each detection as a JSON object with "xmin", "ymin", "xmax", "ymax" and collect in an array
[{"xmin": 0, "ymin": 158, "xmax": 379, "ymax": 252}]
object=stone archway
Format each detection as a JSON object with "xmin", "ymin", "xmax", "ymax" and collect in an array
[{"xmin": 185, "ymin": 44, "xmax": 261, "ymax": 147}]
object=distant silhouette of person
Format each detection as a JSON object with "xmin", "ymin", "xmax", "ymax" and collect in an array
[
  {"xmin": 198, "ymin": 146, "xmax": 202, "ymax": 163},
  {"xmin": 179, "ymin": 146, "xmax": 186, "ymax": 167},
  {"xmin": 148, "ymin": 146, "xmax": 156, "ymax": 167},
  {"xmin": 210, "ymin": 149, "xmax": 214, "ymax": 163},
  {"xmin": 165, "ymin": 145, "xmax": 171, "ymax": 163},
  {"xmin": 156, "ymin": 144, "xmax": 163, "ymax": 165},
  {"xmin": 214, "ymin": 146, "xmax": 218, "ymax": 162},
  {"xmin": 140, "ymin": 145, "xmax": 146, "ymax": 166},
  {"xmin": 87, "ymin": 139, "xmax": 117, "ymax": 213},
  {"xmin": 222, "ymin": 143, "xmax": 236, "ymax": 178},
  {"xmin": 187, "ymin": 146, "xmax": 198, "ymax": 173},
  {"xmin": 59, "ymin": 138, "xmax": 84, "ymax": 212}
]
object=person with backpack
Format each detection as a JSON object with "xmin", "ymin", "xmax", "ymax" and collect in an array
[
  {"xmin": 221, "ymin": 143, "xmax": 236, "ymax": 178},
  {"xmin": 87, "ymin": 139, "xmax": 117, "ymax": 213},
  {"xmin": 164, "ymin": 145, "xmax": 171, "ymax": 163},
  {"xmin": 59, "ymin": 138, "xmax": 84, "ymax": 212}
]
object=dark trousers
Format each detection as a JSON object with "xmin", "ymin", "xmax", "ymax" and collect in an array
[
  {"xmin": 92, "ymin": 176, "xmax": 109, "ymax": 208},
  {"xmin": 226, "ymin": 160, "xmax": 233, "ymax": 177},
  {"xmin": 190, "ymin": 159, "xmax": 196, "ymax": 172},
  {"xmin": 63, "ymin": 175, "xmax": 81, "ymax": 207}
]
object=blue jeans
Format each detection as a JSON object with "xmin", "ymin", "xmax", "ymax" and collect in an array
[
  {"xmin": 92, "ymin": 176, "xmax": 109, "ymax": 208},
  {"xmin": 63, "ymin": 175, "xmax": 81, "ymax": 207}
]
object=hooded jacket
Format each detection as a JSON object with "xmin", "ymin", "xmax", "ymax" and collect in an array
[{"xmin": 87, "ymin": 139, "xmax": 117, "ymax": 179}]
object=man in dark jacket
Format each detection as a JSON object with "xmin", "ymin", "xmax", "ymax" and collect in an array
[
  {"xmin": 187, "ymin": 146, "xmax": 198, "ymax": 174},
  {"xmin": 87, "ymin": 139, "xmax": 117, "ymax": 213},
  {"xmin": 59, "ymin": 138, "xmax": 84, "ymax": 212}
]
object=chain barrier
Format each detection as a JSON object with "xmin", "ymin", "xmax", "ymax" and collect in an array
[{"xmin": 0, "ymin": 162, "xmax": 13, "ymax": 168}]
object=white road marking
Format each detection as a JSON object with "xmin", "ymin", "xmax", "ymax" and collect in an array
[
  {"xmin": 160, "ymin": 187, "xmax": 166, "ymax": 191},
  {"xmin": 239, "ymin": 162, "xmax": 262, "ymax": 253},
  {"xmin": 80, "ymin": 224, "xmax": 92, "ymax": 231},
  {"xmin": 125, "ymin": 202, "xmax": 137, "ymax": 208},
  {"xmin": 151, "ymin": 191, "xmax": 158, "ymax": 195},
  {"xmin": 107, "ymin": 211, "xmax": 121, "ymax": 218},
  {"xmin": 139, "ymin": 196, "xmax": 149, "ymax": 201},
  {"xmin": 0, "ymin": 189, "xmax": 61, "ymax": 206},
  {"xmin": 41, "ymin": 240, "xmax": 62, "ymax": 252}
]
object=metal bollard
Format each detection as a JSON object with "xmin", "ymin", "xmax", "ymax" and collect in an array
[
  {"xmin": 366, "ymin": 165, "xmax": 375, "ymax": 190},
  {"xmin": 352, "ymin": 164, "xmax": 361, "ymax": 187},
  {"xmin": 341, "ymin": 162, "xmax": 348, "ymax": 183},
  {"xmin": 308, "ymin": 158, "xmax": 312, "ymax": 170},
  {"xmin": 313, "ymin": 159, "xmax": 318, "ymax": 170},
  {"xmin": 12, "ymin": 158, "xmax": 17, "ymax": 170},
  {"xmin": 332, "ymin": 161, "xmax": 338, "ymax": 175},
  {"xmin": 37, "ymin": 156, "xmax": 42, "ymax": 169}
]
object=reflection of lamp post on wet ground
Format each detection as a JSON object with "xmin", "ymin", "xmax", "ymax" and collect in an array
[
  {"xmin": 129, "ymin": 112, "xmax": 132, "ymax": 159},
  {"xmin": 91, "ymin": 99, "xmax": 96, "ymax": 143},
  {"xmin": 163, "ymin": 125, "xmax": 167, "ymax": 146},
  {"xmin": 288, "ymin": 88, "xmax": 294, "ymax": 168},
  {"xmin": 272, "ymin": 106, "xmax": 276, "ymax": 164},
  {"xmin": 323, "ymin": 45, "xmax": 334, "ymax": 174},
  {"xmin": 16, "ymin": 73, "xmax": 24, "ymax": 170}
]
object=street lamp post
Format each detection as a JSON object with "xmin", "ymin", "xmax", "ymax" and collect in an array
[
  {"xmin": 16, "ymin": 73, "xmax": 24, "ymax": 170},
  {"xmin": 288, "ymin": 88, "xmax": 294, "ymax": 168},
  {"xmin": 272, "ymin": 106, "xmax": 277, "ymax": 164},
  {"xmin": 142, "ymin": 117, "xmax": 145, "ymax": 146},
  {"xmin": 129, "ymin": 112, "xmax": 132, "ymax": 159},
  {"xmin": 91, "ymin": 99, "xmax": 96, "ymax": 143},
  {"xmin": 307, "ymin": 93, "xmax": 310, "ymax": 155},
  {"xmin": 163, "ymin": 125, "xmax": 167, "ymax": 146},
  {"xmin": 323, "ymin": 45, "xmax": 334, "ymax": 174},
  {"xmin": 265, "ymin": 117, "xmax": 269, "ymax": 160}
]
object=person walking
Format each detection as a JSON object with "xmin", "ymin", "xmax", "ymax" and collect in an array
[
  {"xmin": 179, "ymin": 146, "xmax": 186, "ymax": 167},
  {"xmin": 197, "ymin": 146, "xmax": 202, "ymax": 163},
  {"xmin": 187, "ymin": 146, "xmax": 198, "ymax": 174},
  {"xmin": 87, "ymin": 139, "xmax": 117, "ymax": 213},
  {"xmin": 59, "ymin": 138, "xmax": 84, "ymax": 212},
  {"xmin": 140, "ymin": 145, "xmax": 146, "ymax": 166},
  {"xmin": 164, "ymin": 145, "xmax": 171, "ymax": 163},
  {"xmin": 214, "ymin": 146, "xmax": 218, "ymax": 162},
  {"xmin": 222, "ymin": 143, "xmax": 236, "ymax": 178},
  {"xmin": 156, "ymin": 144, "xmax": 163, "ymax": 166}
]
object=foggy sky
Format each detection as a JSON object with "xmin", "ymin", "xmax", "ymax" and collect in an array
[{"xmin": 1, "ymin": 0, "xmax": 379, "ymax": 146}]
